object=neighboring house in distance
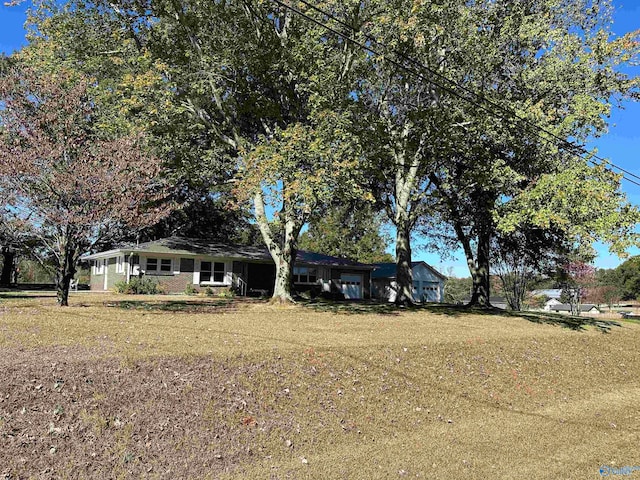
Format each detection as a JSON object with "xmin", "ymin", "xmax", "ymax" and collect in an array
[
  {"xmin": 371, "ymin": 261, "xmax": 445, "ymax": 303},
  {"xmin": 543, "ymin": 298, "xmax": 563, "ymax": 311},
  {"xmin": 83, "ymin": 237, "xmax": 374, "ymax": 299},
  {"xmin": 547, "ymin": 303, "xmax": 601, "ymax": 315}
]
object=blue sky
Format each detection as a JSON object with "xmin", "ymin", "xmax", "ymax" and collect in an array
[{"xmin": 1, "ymin": 1, "xmax": 639, "ymax": 277}]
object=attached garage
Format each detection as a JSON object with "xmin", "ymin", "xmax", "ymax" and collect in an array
[
  {"xmin": 371, "ymin": 261, "xmax": 445, "ymax": 303},
  {"xmin": 340, "ymin": 274, "xmax": 363, "ymax": 300}
]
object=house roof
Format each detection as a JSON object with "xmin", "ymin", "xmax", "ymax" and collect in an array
[
  {"xmin": 371, "ymin": 261, "xmax": 446, "ymax": 280},
  {"xmin": 82, "ymin": 237, "xmax": 374, "ymax": 269}
]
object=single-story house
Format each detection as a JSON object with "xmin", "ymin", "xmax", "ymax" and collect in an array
[
  {"xmin": 547, "ymin": 303, "xmax": 601, "ymax": 315},
  {"xmin": 82, "ymin": 237, "xmax": 375, "ymax": 299},
  {"xmin": 371, "ymin": 261, "xmax": 445, "ymax": 303},
  {"xmin": 543, "ymin": 298, "xmax": 563, "ymax": 310}
]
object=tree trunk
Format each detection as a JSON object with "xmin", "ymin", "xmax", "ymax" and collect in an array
[
  {"xmin": 468, "ymin": 224, "xmax": 491, "ymax": 308},
  {"xmin": 272, "ymin": 246, "xmax": 295, "ymax": 302},
  {"xmin": 56, "ymin": 242, "xmax": 77, "ymax": 307},
  {"xmin": 1, "ymin": 249, "xmax": 15, "ymax": 286},
  {"xmin": 253, "ymin": 190, "xmax": 301, "ymax": 303},
  {"xmin": 395, "ymin": 218, "xmax": 414, "ymax": 306}
]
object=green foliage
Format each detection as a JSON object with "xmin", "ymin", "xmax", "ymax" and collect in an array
[
  {"xmin": 443, "ymin": 277, "xmax": 472, "ymax": 304},
  {"xmin": 184, "ymin": 284, "xmax": 198, "ymax": 296},
  {"xmin": 217, "ymin": 288, "xmax": 235, "ymax": 299},
  {"xmin": 203, "ymin": 287, "xmax": 214, "ymax": 297},
  {"xmin": 527, "ymin": 295, "xmax": 548, "ymax": 310},
  {"xmin": 15, "ymin": 258, "xmax": 55, "ymax": 283},
  {"xmin": 598, "ymin": 256, "xmax": 640, "ymax": 301},
  {"xmin": 114, "ymin": 277, "xmax": 159, "ymax": 295},
  {"xmin": 298, "ymin": 203, "xmax": 393, "ymax": 264},
  {"xmin": 498, "ymin": 163, "xmax": 640, "ymax": 258}
]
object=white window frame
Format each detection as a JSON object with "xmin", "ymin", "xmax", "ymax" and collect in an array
[
  {"xmin": 160, "ymin": 258, "xmax": 172, "ymax": 273},
  {"xmin": 199, "ymin": 261, "xmax": 226, "ymax": 284},
  {"xmin": 145, "ymin": 257, "xmax": 172, "ymax": 274},
  {"xmin": 293, "ymin": 266, "xmax": 317, "ymax": 284},
  {"xmin": 116, "ymin": 255, "xmax": 125, "ymax": 274},
  {"xmin": 146, "ymin": 257, "xmax": 158, "ymax": 272}
]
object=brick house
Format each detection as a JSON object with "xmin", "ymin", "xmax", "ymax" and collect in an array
[{"xmin": 83, "ymin": 237, "xmax": 374, "ymax": 299}]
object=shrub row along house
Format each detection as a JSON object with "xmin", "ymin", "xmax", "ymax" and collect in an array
[{"xmin": 83, "ymin": 237, "xmax": 446, "ymax": 302}]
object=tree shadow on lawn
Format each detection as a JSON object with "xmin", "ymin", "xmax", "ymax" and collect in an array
[
  {"xmin": 105, "ymin": 299, "xmax": 236, "ymax": 313},
  {"xmin": 302, "ymin": 299, "xmax": 401, "ymax": 315},
  {"xmin": 507, "ymin": 310, "xmax": 621, "ymax": 333},
  {"xmin": 304, "ymin": 301, "xmax": 621, "ymax": 333},
  {"xmin": 420, "ymin": 304, "xmax": 621, "ymax": 333}
]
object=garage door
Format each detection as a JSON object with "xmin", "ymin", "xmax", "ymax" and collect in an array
[{"xmin": 340, "ymin": 274, "xmax": 363, "ymax": 300}]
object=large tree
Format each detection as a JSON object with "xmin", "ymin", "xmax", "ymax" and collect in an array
[
  {"xmin": 352, "ymin": 0, "xmax": 465, "ymax": 305},
  {"xmin": 424, "ymin": 0, "xmax": 640, "ymax": 307},
  {"xmin": 20, "ymin": 0, "xmax": 251, "ymax": 247},
  {"xmin": 77, "ymin": 0, "xmax": 368, "ymax": 301},
  {"xmin": 0, "ymin": 67, "xmax": 170, "ymax": 305}
]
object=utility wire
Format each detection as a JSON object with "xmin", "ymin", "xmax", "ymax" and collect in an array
[
  {"xmin": 294, "ymin": 0, "xmax": 640, "ymax": 182},
  {"xmin": 268, "ymin": 0, "xmax": 640, "ymax": 187}
]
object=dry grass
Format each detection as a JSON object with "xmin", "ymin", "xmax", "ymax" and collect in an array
[{"xmin": 1, "ymin": 292, "xmax": 640, "ymax": 479}]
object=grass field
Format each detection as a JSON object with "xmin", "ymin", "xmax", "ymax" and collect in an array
[{"xmin": 1, "ymin": 293, "xmax": 639, "ymax": 479}]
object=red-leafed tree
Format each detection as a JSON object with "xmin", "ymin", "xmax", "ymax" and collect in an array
[
  {"xmin": 0, "ymin": 67, "xmax": 171, "ymax": 305},
  {"xmin": 559, "ymin": 261, "xmax": 596, "ymax": 316}
]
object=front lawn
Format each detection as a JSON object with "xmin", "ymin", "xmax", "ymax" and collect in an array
[{"xmin": 1, "ymin": 293, "xmax": 638, "ymax": 479}]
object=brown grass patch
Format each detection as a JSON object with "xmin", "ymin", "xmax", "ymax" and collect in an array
[{"xmin": 1, "ymin": 293, "xmax": 639, "ymax": 479}]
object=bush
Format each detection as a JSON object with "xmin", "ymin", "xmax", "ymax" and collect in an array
[
  {"xmin": 204, "ymin": 287, "xmax": 214, "ymax": 297},
  {"xmin": 184, "ymin": 284, "xmax": 198, "ymax": 296},
  {"xmin": 113, "ymin": 277, "xmax": 159, "ymax": 295},
  {"xmin": 217, "ymin": 287, "xmax": 235, "ymax": 299}
]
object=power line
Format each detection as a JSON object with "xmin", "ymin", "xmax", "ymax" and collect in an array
[
  {"xmin": 290, "ymin": 0, "xmax": 640, "ymax": 184},
  {"xmin": 294, "ymin": 0, "xmax": 640, "ymax": 182},
  {"xmin": 268, "ymin": 0, "xmax": 640, "ymax": 187}
]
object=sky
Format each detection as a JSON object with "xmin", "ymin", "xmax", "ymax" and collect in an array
[{"xmin": 1, "ymin": 1, "xmax": 639, "ymax": 277}]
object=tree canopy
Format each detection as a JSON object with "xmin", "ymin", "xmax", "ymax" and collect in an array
[
  {"xmin": 0, "ymin": 66, "xmax": 171, "ymax": 305},
  {"xmin": 4, "ymin": 0, "xmax": 639, "ymax": 305}
]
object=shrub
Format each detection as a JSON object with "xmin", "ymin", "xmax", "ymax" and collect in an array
[
  {"xmin": 113, "ymin": 277, "xmax": 159, "ymax": 295},
  {"xmin": 204, "ymin": 287, "xmax": 214, "ymax": 297},
  {"xmin": 184, "ymin": 284, "xmax": 198, "ymax": 296},
  {"xmin": 217, "ymin": 287, "xmax": 235, "ymax": 299}
]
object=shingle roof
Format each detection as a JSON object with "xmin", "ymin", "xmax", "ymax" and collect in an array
[
  {"xmin": 296, "ymin": 250, "xmax": 372, "ymax": 268},
  {"xmin": 371, "ymin": 261, "xmax": 445, "ymax": 280},
  {"xmin": 83, "ymin": 237, "xmax": 373, "ymax": 268}
]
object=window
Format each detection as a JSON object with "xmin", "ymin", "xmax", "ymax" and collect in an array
[
  {"xmin": 293, "ymin": 267, "xmax": 317, "ymax": 284},
  {"xmin": 180, "ymin": 258, "xmax": 195, "ymax": 273},
  {"xmin": 201, "ymin": 261, "xmax": 225, "ymax": 283},
  {"xmin": 146, "ymin": 258, "xmax": 158, "ymax": 271},
  {"xmin": 146, "ymin": 257, "xmax": 172, "ymax": 274}
]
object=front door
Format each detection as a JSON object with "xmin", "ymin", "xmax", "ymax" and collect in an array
[{"xmin": 340, "ymin": 274, "xmax": 363, "ymax": 300}]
